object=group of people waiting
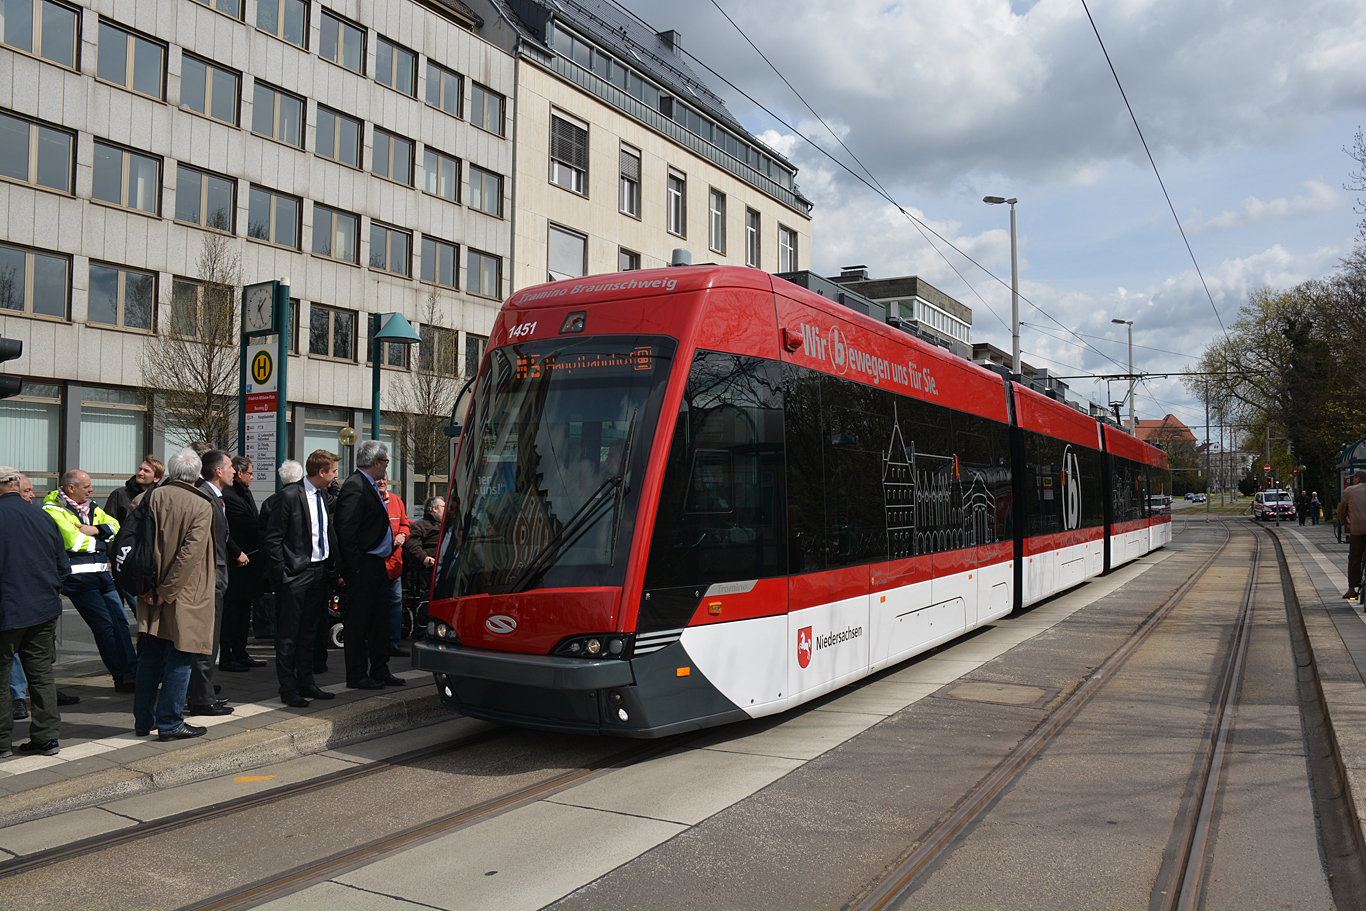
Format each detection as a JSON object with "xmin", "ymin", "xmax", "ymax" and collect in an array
[{"xmin": 0, "ymin": 440, "xmax": 445, "ymax": 753}]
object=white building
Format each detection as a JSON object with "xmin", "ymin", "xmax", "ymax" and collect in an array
[{"xmin": 0, "ymin": 0, "xmax": 515, "ymax": 504}]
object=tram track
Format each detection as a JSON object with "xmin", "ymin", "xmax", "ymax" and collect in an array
[{"xmin": 847, "ymin": 520, "xmax": 1243, "ymax": 911}]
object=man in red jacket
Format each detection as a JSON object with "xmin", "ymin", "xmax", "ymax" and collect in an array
[{"xmin": 377, "ymin": 478, "xmax": 410, "ymax": 657}]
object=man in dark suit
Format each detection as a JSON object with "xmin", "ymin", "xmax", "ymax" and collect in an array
[
  {"xmin": 220, "ymin": 456, "xmax": 265, "ymax": 670},
  {"xmin": 264, "ymin": 450, "xmax": 340, "ymax": 707},
  {"xmin": 185, "ymin": 448, "xmax": 240, "ymax": 716},
  {"xmin": 334, "ymin": 440, "xmax": 404, "ymax": 690}
]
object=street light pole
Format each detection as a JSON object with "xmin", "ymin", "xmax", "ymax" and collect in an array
[
  {"xmin": 983, "ymin": 196, "xmax": 1019, "ymax": 375},
  {"xmin": 1111, "ymin": 317, "xmax": 1134, "ymax": 430}
]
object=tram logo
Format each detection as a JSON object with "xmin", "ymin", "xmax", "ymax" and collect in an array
[
  {"xmin": 485, "ymin": 615, "xmax": 517, "ymax": 635},
  {"xmin": 797, "ymin": 627, "xmax": 813, "ymax": 668},
  {"xmin": 1062, "ymin": 445, "xmax": 1082, "ymax": 531}
]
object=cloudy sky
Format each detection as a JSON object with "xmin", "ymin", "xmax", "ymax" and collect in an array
[{"xmin": 623, "ymin": 0, "xmax": 1366, "ymax": 435}]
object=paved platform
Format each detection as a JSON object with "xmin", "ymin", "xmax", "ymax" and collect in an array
[{"xmin": 3, "ymin": 518, "xmax": 1366, "ymax": 860}]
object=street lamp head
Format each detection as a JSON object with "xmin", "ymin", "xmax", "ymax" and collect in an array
[
  {"xmin": 982, "ymin": 196, "xmax": 1017, "ymax": 205},
  {"xmin": 1111, "ymin": 318, "xmax": 1132, "ymax": 325}
]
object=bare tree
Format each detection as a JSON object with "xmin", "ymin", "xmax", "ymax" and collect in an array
[
  {"xmin": 139, "ymin": 230, "xmax": 241, "ymax": 449},
  {"xmin": 1346, "ymin": 126, "xmax": 1366, "ymax": 237},
  {"xmin": 391, "ymin": 286, "xmax": 464, "ymax": 496}
]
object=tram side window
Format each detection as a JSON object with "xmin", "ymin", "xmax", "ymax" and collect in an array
[
  {"xmin": 1026, "ymin": 431, "xmax": 1107, "ymax": 536},
  {"xmin": 1077, "ymin": 444, "xmax": 1106, "ymax": 529},
  {"xmin": 1111, "ymin": 456, "xmax": 1146, "ymax": 524},
  {"xmin": 782, "ymin": 364, "xmax": 826, "ymax": 574},
  {"xmin": 821, "ymin": 374, "xmax": 891, "ymax": 566},
  {"xmin": 954, "ymin": 413, "xmax": 1012, "ymax": 546},
  {"xmin": 642, "ymin": 351, "xmax": 786, "ymax": 590}
]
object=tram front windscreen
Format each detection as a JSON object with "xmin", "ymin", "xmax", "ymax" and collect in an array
[{"xmin": 433, "ymin": 335, "xmax": 677, "ymax": 599}]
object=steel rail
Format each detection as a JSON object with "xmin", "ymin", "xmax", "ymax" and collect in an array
[
  {"xmin": 0, "ymin": 726, "xmax": 513, "ymax": 879},
  {"xmin": 183, "ymin": 735, "xmax": 689, "ymax": 911},
  {"xmin": 847, "ymin": 521, "xmax": 1237, "ymax": 911},
  {"xmin": 1158, "ymin": 526, "xmax": 1260, "ymax": 911}
]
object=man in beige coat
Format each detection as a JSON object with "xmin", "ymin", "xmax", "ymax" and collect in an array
[
  {"xmin": 1341, "ymin": 470, "xmax": 1366, "ymax": 601},
  {"xmin": 132, "ymin": 448, "xmax": 218, "ymax": 740}
]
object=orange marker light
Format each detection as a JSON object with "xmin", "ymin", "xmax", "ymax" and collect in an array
[
  {"xmin": 880, "ymin": 595, "xmax": 886, "ymax": 603},
  {"xmin": 677, "ymin": 667, "xmax": 691, "ymax": 677},
  {"xmin": 708, "ymin": 602, "xmax": 722, "ymax": 615}
]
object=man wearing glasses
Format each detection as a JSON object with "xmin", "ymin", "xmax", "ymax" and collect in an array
[{"xmin": 335, "ymin": 441, "xmax": 405, "ymax": 690}]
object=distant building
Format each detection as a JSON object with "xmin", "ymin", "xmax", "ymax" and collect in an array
[
  {"xmin": 1136, "ymin": 415, "xmax": 1197, "ymax": 448},
  {"xmin": 830, "ymin": 266, "xmax": 971, "ymax": 357},
  {"xmin": 467, "ymin": 0, "xmax": 813, "ymax": 290}
]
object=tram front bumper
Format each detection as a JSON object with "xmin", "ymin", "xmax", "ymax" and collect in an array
[{"xmin": 412, "ymin": 640, "xmax": 635, "ymax": 690}]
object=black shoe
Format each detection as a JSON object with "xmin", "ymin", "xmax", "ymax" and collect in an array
[
  {"xmin": 219, "ymin": 660, "xmax": 251, "ymax": 672},
  {"xmin": 113, "ymin": 679, "xmax": 137, "ymax": 693},
  {"xmin": 388, "ymin": 646, "xmax": 410, "ymax": 658},
  {"xmin": 375, "ymin": 673, "xmax": 406, "ymax": 687},
  {"xmin": 56, "ymin": 691, "xmax": 80, "ymax": 706},
  {"xmin": 346, "ymin": 676, "xmax": 385, "ymax": 690},
  {"xmin": 238, "ymin": 654, "xmax": 267, "ymax": 667},
  {"xmin": 18, "ymin": 739, "xmax": 59, "ymax": 756},
  {"xmin": 298, "ymin": 684, "xmax": 335, "ymax": 700},
  {"xmin": 159, "ymin": 723, "xmax": 206, "ymax": 741},
  {"xmin": 12, "ymin": 698, "xmax": 27, "ymax": 720},
  {"xmin": 185, "ymin": 702, "xmax": 234, "ymax": 716},
  {"xmin": 280, "ymin": 692, "xmax": 310, "ymax": 708}
]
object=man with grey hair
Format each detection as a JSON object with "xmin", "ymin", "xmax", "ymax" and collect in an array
[
  {"xmin": 132, "ymin": 447, "xmax": 217, "ymax": 740},
  {"xmin": 335, "ymin": 441, "xmax": 404, "ymax": 689},
  {"xmin": 0, "ymin": 466, "xmax": 70, "ymax": 757}
]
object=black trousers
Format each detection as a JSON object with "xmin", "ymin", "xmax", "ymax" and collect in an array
[
  {"xmin": 343, "ymin": 556, "xmax": 391, "ymax": 683},
  {"xmin": 275, "ymin": 562, "xmax": 331, "ymax": 695},
  {"xmin": 1349, "ymin": 534, "xmax": 1366, "ymax": 592},
  {"xmin": 221, "ymin": 597, "xmax": 252, "ymax": 660},
  {"xmin": 185, "ymin": 585, "xmax": 225, "ymax": 706}
]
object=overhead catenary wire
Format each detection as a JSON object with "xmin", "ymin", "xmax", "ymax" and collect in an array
[{"xmin": 606, "ymin": 0, "xmax": 1131, "ymax": 374}]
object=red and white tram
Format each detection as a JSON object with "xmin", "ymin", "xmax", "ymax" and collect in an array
[{"xmin": 413, "ymin": 266, "xmax": 1170, "ymax": 737}]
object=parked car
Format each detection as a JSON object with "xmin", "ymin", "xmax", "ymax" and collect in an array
[{"xmin": 1252, "ymin": 489, "xmax": 1295, "ymax": 521}]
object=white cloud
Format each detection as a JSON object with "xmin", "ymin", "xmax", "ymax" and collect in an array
[{"xmin": 1186, "ymin": 181, "xmax": 1342, "ymax": 235}]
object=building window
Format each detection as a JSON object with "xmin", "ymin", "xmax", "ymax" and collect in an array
[
  {"xmin": 92, "ymin": 141, "xmax": 159, "ymax": 214},
  {"xmin": 0, "ymin": 243, "xmax": 68, "ymax": 318},
  {"xmin": 175, "ymin": 165, "xmax": 235, "ymax": 231},
  {"xmin": 247, "ymin": 186, "xmax": 300, "ymax": 248},
  {"xmin": 462, "ymin": 165, "xmax": 500, "ymax": 217},
  {"xmin": 1, "ymin": 0, "xmax": 78, "ymax": 69},
  {"xmin": 779, "ymin": 225, "xmax": 797, "ymax": 272},
  {"xmin": 251, "ymin": 82, "xmax": 303, "ymax": 146},
  {"xmin": 465, "ymin": 332, "xmax": 487, "ymax": 378},
  {"xmin": 419, "ymin": 324, "xmax": 458, "ymax": 375},
  {"xmin": 425, "ymin": 62, "xmax": 461, "ymax": 117},
  {"xmin": 97, "ymin": 20, "xmax": 164, "ymax": 99},
  {"xmin": 372, "ymin": 128, "xmax": 413, "ymax": 185},
  {"xmin": 423, "ymin": 148, "xmax": 459, "ymax": 202},
  {"xmin": 188, "ymin": 0, "xmax": 242, "ymax": 19},
  {"xmin": 369, "ymin": 223, "xmax": 411, "ymax": 276},
  {"xmin": 746, "ymin": 209, "xmax": 760, "ymax": 268},
  {"xmin": 709, "ymin": 189, "xmax": 726, "ymax": 254},
  {"xmin": 0, "ymin": 381, "xmax": 61, "ymax": 495},
  {"xmin": 467, "ymin": 250, "xmax": 500, "ymax": 299},
  {"xmin": 312, "ymin": 205, "xmax": 358, "ymax": 263},
  {"xmin": 667, "ymin": 170, "xmax": 686, "ymax": 237},
  {"xmin": 619, "ymin": 248, "xmax": 640, "ymax": 272},
  {"xmin": 0, "ymin": 111, "xmax": 73, "ymax": 193},
  {"xmin": 547, "ymin": 224, "xmax": 587, "ymax": 282},
  {"xmin": 309, "ymin": 304, "xmax": 356, "ymax": 360},
  {"xmin": 366, "ymin": 316, "xmax": 410, "ymax": 368},
  {"xmin": 169, "ymin": 277, "xmax": 232, "ymax": 338},
  {"xmin": 88, "ymin": 262, "xmax": 154, "ymax": 331},
  {"xmin": 619, "ymin": 146, "xmax": 640, "ymax": 218},
  {"xmin": 470, "ymin": 83, "xmax": 503, "ymax": 135},
  {"xmin": 549, "ymin": 113, "xmax": 588, "ymax": 195},
  {"xmin": 374, "ymin": 36, "xmax": 415, "ymax": 96},
  {"xmin": 420, "ymin": 237, "xmax": 458, "ymax": 288},
  {"xmin": 319, "ymin": 10, "xmax": 363, "ymax": 74},
  {"xmin": 180, "ymin": 55, "xmax": 238, "ymax": 125},
  {"xmin": 317, "ymin": 106, "xmax": 361, "ymax": 168},
  {"xmin": 255, "ymin": 0, "xmax": 306, "ymax": 47}
]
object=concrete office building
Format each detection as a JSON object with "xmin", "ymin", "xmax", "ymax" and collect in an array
[
  {"xmin": 468, "ymin": 0, "xmax": 812, "ymax": 289},
  {"xmin": 0, "ymin": 0, "xmax": 514, "ymax": 503}
]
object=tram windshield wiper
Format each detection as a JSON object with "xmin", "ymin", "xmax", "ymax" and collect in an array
[
  {"xmin": 503, "ymin": 476, "xmax": 620, "ymax": 594},
  {"xmin": 608, "ymin": 410, "xmax": 638, "ymax": 567}
]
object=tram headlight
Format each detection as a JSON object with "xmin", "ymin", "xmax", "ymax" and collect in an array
[
  {"xmin": 617, "ymin": 708, "xmax": 630, "ymax": 722},
  {"xmin": 585, "ymin": 638, "xmax": 602, "ymax": 655},
  {"xmin": 552, "ymin": 634, "xmax": 633, "ymax": 659}
]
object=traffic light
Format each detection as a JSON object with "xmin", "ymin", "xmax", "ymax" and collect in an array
[{"xmin": 0, "ymin": 332, "xmax": 21, "ymax": 399}]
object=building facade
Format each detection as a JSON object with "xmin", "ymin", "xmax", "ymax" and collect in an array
[
  {"xmin": 831, "ymin": 268, "xmax": 972, "ymax": 355},
  {"xmin": 0, "ymin": 0, "xmax": 515, "ymax": 503},
  {"xmin": 469, "ymin": 0, "xmax": 812, "ymax": 290}
]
